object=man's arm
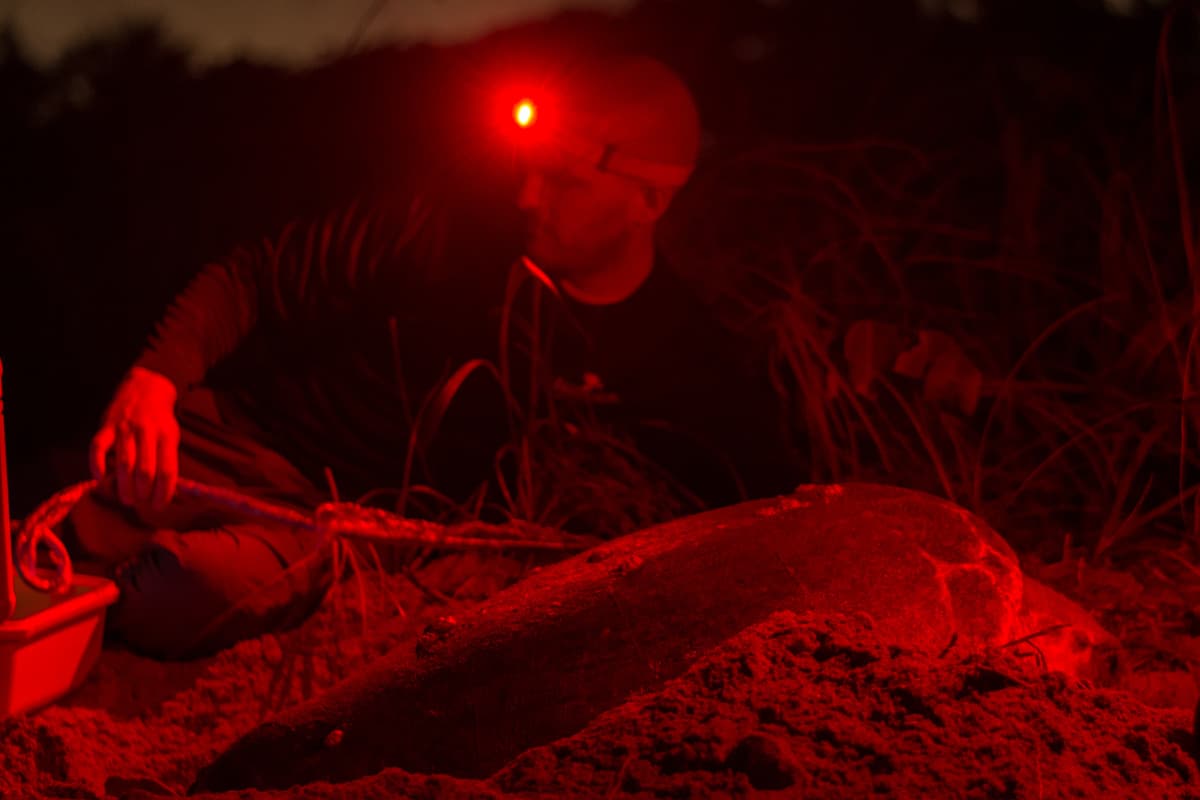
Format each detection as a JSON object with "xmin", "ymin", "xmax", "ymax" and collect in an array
[
  {"xmin": 131, "ymin": 242, "xmax": 259, "ymax": 395},
  {"xmin": 93, "ymin": 194, "xmax": 442, "ymax": 508},
  {"xmin": 134, "ymin": 197, "xmax": 440, "ymax": 394}
]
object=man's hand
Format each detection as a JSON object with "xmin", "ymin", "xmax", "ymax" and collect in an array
[{"xmin": 90, "ymin": 366, "xmax": 181, "ymax": 510}]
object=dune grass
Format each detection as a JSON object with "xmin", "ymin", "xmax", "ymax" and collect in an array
[{"xmin": 144, "ymin": 9, "xmax": 1200, "ymax": 682}]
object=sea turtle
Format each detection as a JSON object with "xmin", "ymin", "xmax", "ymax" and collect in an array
[{"xmin": 192, "ymin": 482, "xmax": 1113, "ymax": 793}]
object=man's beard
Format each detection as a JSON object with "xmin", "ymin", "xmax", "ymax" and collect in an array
[{"xmin": 526, "ymin": 224, "xmax": 630, "ymax": 281}]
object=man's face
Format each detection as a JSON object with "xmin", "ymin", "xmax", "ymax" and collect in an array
[{"xmin": 517, "ymin": 155, "xmax": 644, "ymax": 279}]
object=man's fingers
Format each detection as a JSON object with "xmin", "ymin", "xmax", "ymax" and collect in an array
[
  {"xmin": 115, "ymin": 431, "xmax": 138, "ymax": 506},
  {"xmin": 133, "ymin": 425, "xmax": 157, "ymax": 506},
  {"xmin": 151, "ymin": 431, "xmax": 179, "ymax": 511},
  {"xmin": 89, "ymin": 427, "xmax": 116, "ymax": 480}
]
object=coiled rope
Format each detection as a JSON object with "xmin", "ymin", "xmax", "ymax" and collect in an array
[{"xmin": 16, "ymin": 477, "xmax": 597, "ymax": 594}]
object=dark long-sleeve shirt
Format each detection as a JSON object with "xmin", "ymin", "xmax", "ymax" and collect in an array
[{"xmin": 135, "ymin": 192, "xmax": 798, "ymax": 511}]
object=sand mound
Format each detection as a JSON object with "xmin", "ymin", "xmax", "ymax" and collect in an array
[{"xmin": 1, "ymin": 552, "xmax": 1196, "ymax": 799}]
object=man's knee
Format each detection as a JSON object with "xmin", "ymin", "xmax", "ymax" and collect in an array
[
  {"xmin": 66, "ymin": 490, "xmax": 154, "ymax": 568},
  {"xmin": 108, "ymin": 527, "xmax": 332, "ymax": 659},
  {"xmin": 108, "ymin": 541, "xmax": 219, "ymax": 658}
]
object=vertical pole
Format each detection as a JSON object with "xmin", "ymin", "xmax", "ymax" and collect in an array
[{"xmin": 0, "ymin": 359, "xmax": 15, "ymax": 621}]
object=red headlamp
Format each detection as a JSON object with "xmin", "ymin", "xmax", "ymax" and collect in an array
[
  {"xmin": 508, "ymin": 92, "xmax": 690, "ymax": 188},
  {"xmin": 513, "ymin": 99, "xmax": 537, "ymax": 128},
  {"xmin": 512, "ymin": 99, "xmax": 537, "ymax": 129}
]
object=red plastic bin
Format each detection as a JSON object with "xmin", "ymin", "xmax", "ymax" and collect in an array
[{"xmin": 0, "ymin": 573, "xmax": 118, "ymax": 717}]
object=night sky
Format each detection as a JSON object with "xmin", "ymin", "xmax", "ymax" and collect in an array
[{"xmin": 0, "ymin": 0, "xmax": 635, "ymax": 65}]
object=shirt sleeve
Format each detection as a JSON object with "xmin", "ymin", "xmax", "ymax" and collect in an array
[{"xmin": 134, "ymin": 195, "xmax": 443, "ymax": 393}]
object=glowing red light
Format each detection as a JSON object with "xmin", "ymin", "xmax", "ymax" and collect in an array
[{"xmin": 513, "ymin": 99, "xmax": 537, "ymax": 128}]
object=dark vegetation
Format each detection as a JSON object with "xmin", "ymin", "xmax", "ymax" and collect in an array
[{"xmin": 3, "ymin": 0, "xmax": 1199, "ymax": 582}]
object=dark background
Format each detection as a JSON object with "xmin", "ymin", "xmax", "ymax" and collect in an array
[{"xmin": 1, "ymin": 0, "xmax": 1194, "ymax": 534}]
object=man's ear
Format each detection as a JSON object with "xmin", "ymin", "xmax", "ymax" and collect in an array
[{"xmin": 633, "ymin": 184, "xmax": 675, "ymax": 224}]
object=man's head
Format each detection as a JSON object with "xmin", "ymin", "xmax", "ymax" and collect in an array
[{"xmin": 514, "ymin": 55, "xmax": 701, "ymax": 282}]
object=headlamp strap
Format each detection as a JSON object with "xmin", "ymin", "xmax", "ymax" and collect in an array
[{"xmin": 595, "ymin": 144, "xmax": 618, "ymax": 172}]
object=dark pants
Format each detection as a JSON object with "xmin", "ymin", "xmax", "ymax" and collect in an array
[{"xmin": 67, "ymin": 389, "xmax": 333, "ymax": 659}]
